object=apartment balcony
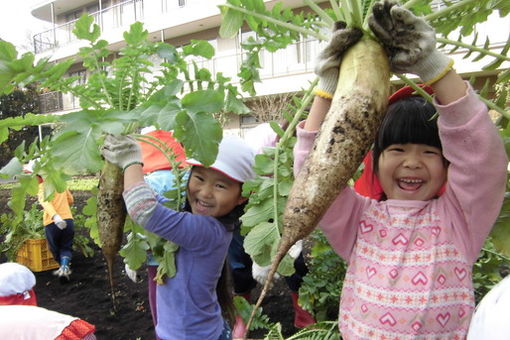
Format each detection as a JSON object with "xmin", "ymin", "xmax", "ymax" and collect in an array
[
  {"xmin": 37, "ymin": 37, "xmax": 321, "ymax": 115},
  {"xmin": 33, "ymin": 0, "xmax": 145, "ymax": 54}
]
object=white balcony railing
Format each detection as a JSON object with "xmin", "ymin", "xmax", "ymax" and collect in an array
[
  {"xmin": 33, "ymin": 0, "xmax": 144, "ymax": 54},
  {"xmin": 40, "ymin": 37, "xmax": 324, "ymax": 113}
]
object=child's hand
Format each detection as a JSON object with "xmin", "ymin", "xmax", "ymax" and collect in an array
[
  {"xmin": 252, "ymin": 261, "xmax": 280, "ymax": 287},
  {"xmin": 368, "ymin": 0, "xmax": 453, "ymax": 84},
  {"xmin": 314, "ymin": 22, "xmax": 362, "ymax": 98},
  {"xmin": 101, "ymin": 134, "xmax": 143, "ymax": 171},
  {"xmin": 53, "ymin": 214, "xmax": 67, "ymax": 230},
  {"xmin": 124, "ymin": 263, "xmax": 141, "ymax": 283}
]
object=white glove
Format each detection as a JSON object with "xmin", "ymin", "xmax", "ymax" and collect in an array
[
  {"xmin": 53, "ymin": 214, "xmax": 67, "ymax": 230},
  {"xmin": 288, "ymin": 240, "xmax": 303, "ymax": 259},
  {"xmin": 368, "ymin": 0, "xmax": 453, "ymax": 84},
  {"xmin": 314, "ymin": 21, "xmax": 362, "ymax": 98},
  {"xmin": 124, "ymin": 264, "xmax": 140, "ymax": 283},
  {"xmin": 252, "ymin": 261, "xmax": 280, "ymax": 286},
  {"xmin": 101, "ymin": 134, "xmax": 143, "ymax": 171}
]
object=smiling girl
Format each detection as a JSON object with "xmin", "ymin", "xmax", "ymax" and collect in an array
[
  {"xmin": 101, "ymin": 134, "xmax": 255, "ymax": 340},
  {"xmin": 294, "ymin": 1, "xmax": 508, "ymax": 338}
]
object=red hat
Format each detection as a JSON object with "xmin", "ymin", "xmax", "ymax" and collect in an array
[{"xmin": 388, "ymin": 84, "xmax": 434, "ymax": 105}]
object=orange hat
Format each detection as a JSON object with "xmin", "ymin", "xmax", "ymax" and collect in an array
[{"xmin": 139, "ymin": 130, "xmax": 186, "ymax": 174}]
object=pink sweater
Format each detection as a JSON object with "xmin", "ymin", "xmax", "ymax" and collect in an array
[{"xmin": 294, "ymin": 84, "xmax": 507, "ymax": 340}]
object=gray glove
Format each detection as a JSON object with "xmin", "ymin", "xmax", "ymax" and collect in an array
[
  {"xmin": 125, "ymin": 263, "xmax": 141, "ymax": 283},
  {"xmin": 314, "ymin": 21, "xmax": 362, "ymax": 98},
  {"xmin": 252, "ymin": 261, "xmax": 280, "ymax": 287},
  {"xmin": 101, "ymin": 134, "xmax": 143, "ymax": 171},
  {"xmin": 53, "ymin": 214, "xmax": 67, "ymax": 230},
  {"xmin": 368, "ymin": 0, "xmax": 453, "ymax": 84}
]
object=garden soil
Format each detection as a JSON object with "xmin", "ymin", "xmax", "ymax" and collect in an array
[{"xmin": 1, "ymin": 189, "xmax": 297, "ymax": 340}]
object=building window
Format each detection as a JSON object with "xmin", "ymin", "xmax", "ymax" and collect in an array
[
  {"xmin": 178, "ymin": 0, "xmax": 186, "ymax": 7},
  {"xmin": 240, "ymin": 115, "xmax": 258, "ymax": 126}
]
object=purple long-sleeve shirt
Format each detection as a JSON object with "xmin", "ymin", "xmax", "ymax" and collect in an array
[{"xmin": 125, "ymin": 190, "xmax": 232, "ymax": 340}]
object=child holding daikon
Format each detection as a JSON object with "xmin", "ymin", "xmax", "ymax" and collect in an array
[
  {"xmin": 101, "ymin": 134, "xmax": 256, "ymax": 340},
  {"xmin": 294, "ymin": 1, "xmax": 507, "ymax": 339}
]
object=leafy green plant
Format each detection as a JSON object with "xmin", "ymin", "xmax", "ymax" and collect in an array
[
  {"xmin": 0, "ymin": 13, "xmax": 249, "ymax": 218},
  {"xmin": 298, "ymin": 230, "xmax": 346, "ymax": 322},
  {"xmin": 70, "ymin": 206, "xmax": 95, "ymax": 258},
  {"xmin": 0, "ymin": 204, "xmax": 44, "ymax": 260},
  {"xmin": 240, "ymin": 82, "xmax": 316, "ymax": 276},
  {"xmin": 0, "ymin": 13, "xmax": 251, "ymax": 280}
]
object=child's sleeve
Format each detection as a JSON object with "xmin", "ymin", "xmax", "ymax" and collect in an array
[
  {"xmin": 438, "ymin": 82, "xmax": 508, "ymax": 262},
  {"xmin": 143, "ymin": 204, "xmax": 223, "ymax": 251}
]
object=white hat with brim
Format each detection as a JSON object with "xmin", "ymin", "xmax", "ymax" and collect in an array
[{"xmin": 186, "ymin": 134, "xmax": 256, "ymax": 183}]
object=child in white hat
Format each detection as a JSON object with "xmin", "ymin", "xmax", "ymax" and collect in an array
[
  {"xmin": 102, "ymin": 134, "xmax": 255, "ymax": 340},
  {"xmin": 0, "ymin": 262, "xmax": 37, "ymax": 306}
]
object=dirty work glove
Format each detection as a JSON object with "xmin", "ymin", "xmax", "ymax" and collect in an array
[
  {"xmin": 287, "ymin": 240, "xmax": 303, "ymax": 259},
  {"xmin": 125, "ymin": 264, "xmax": 141, "ymax": 283},
  {"xmin": 252, "ymin": 261, "xmax": 280, "ymax": 287},
  {"xmin": 101, "ymin": 134, "xmax": 143, "ymax": 171},
  {"xmin": 53, "ymin": 214, "xmax": 67, "ymax": 230},
  {"xmin": 368, "ymin": 0, "xmax": 453, "ymax": 84},
  {"xmin": 314, "ymin": 22, "xmax": 363, "ymax": 99}
]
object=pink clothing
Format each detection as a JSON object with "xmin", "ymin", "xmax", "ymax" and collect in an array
[{"xmin": 294, "ymin": 84, "xmax": 507, "ymax": 339}]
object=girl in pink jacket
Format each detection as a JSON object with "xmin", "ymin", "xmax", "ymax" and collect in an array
[{"xmin": 294, "ymin": 2, "xmax": 508, "ymax": 339}]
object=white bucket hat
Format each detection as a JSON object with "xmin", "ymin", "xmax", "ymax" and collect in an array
[{"xmin": 187, "ymin": 134, "xmax": 256, "ymax": 183}]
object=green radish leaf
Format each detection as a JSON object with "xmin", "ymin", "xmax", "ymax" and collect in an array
[
  {"xmin": 50, "ymin": 130, "xmax": 103, "ymax": 173},
  {"xmin": 155, "ymin": 241, "xmax": 181, "ymax": 282},
  {"xmin": 156, "ymin": 43, "xmax": 178, "ymax": 62},
  {"xmin": 155, "ymin": 103, "xmax": 182, "ymax": 131},
  {"xmin": 244, "ymin": 221, "xmax": 279, "ymax": 265},
  {"xmin": 253, "ymin": 153, "xmax": 275, "ymax": 175},
  {"xmin": 0, "ymin": 157, "xmax": 23, "ymax": 178},
  {"xmin": 182, "ymin": 89, "xmax": 224, "ymax": 114},
  {"xmin": 8, "ymin": 176, "xmax": 38, "ymax": 224},
  {"xmin": 225, "ymin": 88, "xmax": 251, "ymax": 114},
  {"xmin": 72, "ymin": 14, "xmax": 101, "ymax": 42},
  {"xmin": 182, "ymin": 40, "xmax": 215, "ymax": 59},
  {"xmin": 241, "ymin": 199, "xmax": 274, "ymax": 228},
  {"xmin": 173, "ymin": 111, "xmax": 222, "ymax": 166},
  {"xmin": 219, "ymin": 5, "xmax": 244, "ymax": 38},
  {"xmin": 123, "ymin": 22, "xmax": 148, "ymax": 45},
  {"xmin": 119, "ymin": 232, "xmax": 150, "ymax": 270}
]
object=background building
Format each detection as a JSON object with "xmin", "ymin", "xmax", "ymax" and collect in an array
[{"xmin": 29, "ymin": 0, "xmax": 510, "ymax": 137}]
